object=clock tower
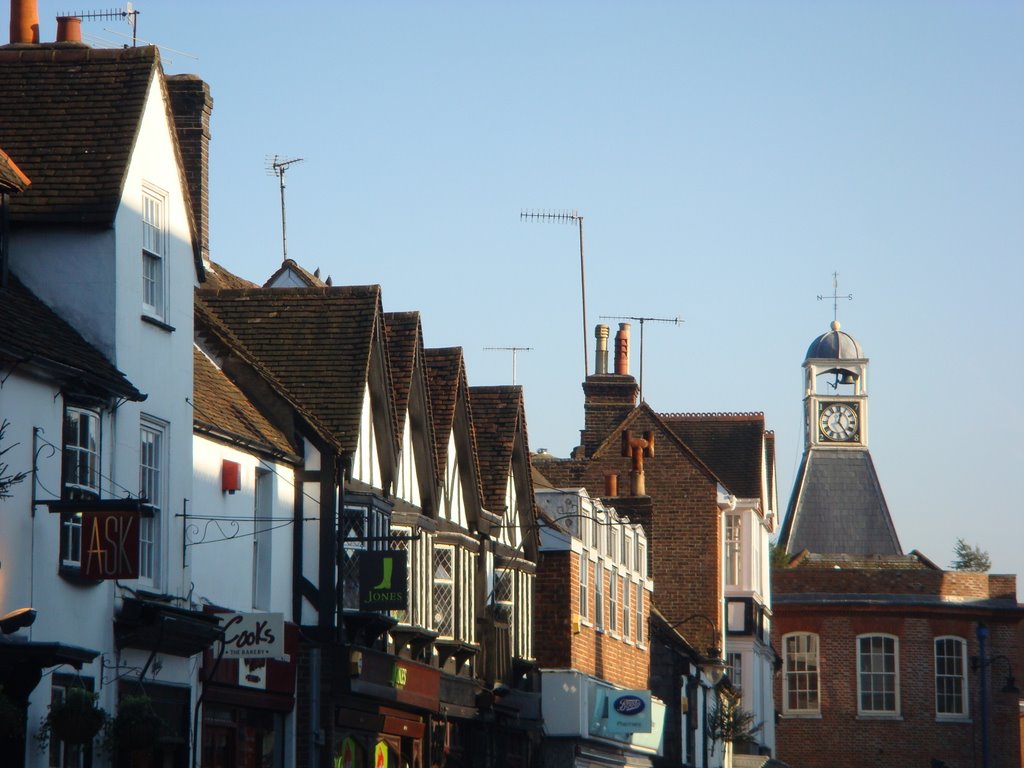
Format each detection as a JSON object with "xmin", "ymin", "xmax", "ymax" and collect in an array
[{"xmin": 778, "ymin": 320, "xmax": 901, "ymax": 556}]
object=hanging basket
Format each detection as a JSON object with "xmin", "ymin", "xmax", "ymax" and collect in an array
[
  {"xmin": 105, "ymin": 695, "xmax": 163, "ymax": 752},
  {"xmin": 43, "ymin": 688, "xmax": 107, "ymax": 745}
]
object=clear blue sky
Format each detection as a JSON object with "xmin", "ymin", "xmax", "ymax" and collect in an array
[{"xmin": 35, "ymin": 2, "xmax": 1024, "ymax": 591}]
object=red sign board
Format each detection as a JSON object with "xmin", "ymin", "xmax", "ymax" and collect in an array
[{"xmin": 81, "ymin": 510, "xmax": 140, "ymax": 579}]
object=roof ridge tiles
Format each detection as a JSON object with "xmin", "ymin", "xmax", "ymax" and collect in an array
[{"xmin": 659, "ymin": 411, "xmax": 765, "ymax": 420}]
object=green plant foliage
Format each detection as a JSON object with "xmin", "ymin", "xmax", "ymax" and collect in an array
[
  {"xmin": 103, "ymin": 694, "xmax": 163, "ymax": 754},
  {"xmin": 951, "ymin": 538, "xmax": 991, "ymax": 572},
  {"xmin": 36, "ymin": 688, "xmax": 107, "ymax": 749},
  {"xmin": 707, "ymin": 694, "xmax": 762, "ymax": 744}
]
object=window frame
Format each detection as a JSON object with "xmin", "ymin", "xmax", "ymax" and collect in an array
[
  {"xmin": 621, "ymin": 571, "xmax": 631, "ymax": 640},
  {"xmin": 142, "ymin": 185, "xmax": 168, "ymax": 320},
  {"xmin": 934, "ymin": 635, "xmax": 969, "ymax": 720},
  {"xmin": 782, "ymin": 631, "xmax": 821, "ymax": 716},
  {"xmin": 594, "ymin": 560, "xmax": 605, "ymax": 630},
  {"xmin": 608, "ymin": 566, "xmax": 618, "ymax": 634},
  {"xmin": 578, "ymin": 553, "xmax": 589, "ymax": 621},
  {"xmin": 857, "ymin": 633, "xmax": 900, "ymax": 717},
  {"xmin": 138, "ymin": 417, "xmax": 167, "ymax": 584},
  {"xmin": 60, "ymin": 405, "xmax": 101, "ymax": 570},
  {"xmin": 433, "ymin": 543, "xmax": 456, "ymax": 639},
  {"xmin": 634, "ymin": 580, "xmax": 644, "ymax": 646},
  {"xmin": 727, "ymin": 651, "xmax": 743, "ymax": 689},
  {"xmin": 725, "ymin": 513, "xmax": 741, "ymax": 587}
]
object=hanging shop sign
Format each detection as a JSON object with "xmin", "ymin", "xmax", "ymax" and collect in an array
[
  {"xmin": 219, "ymin": 612, "xmax": 285, "ymax": 659},
  {"xmin": 359, "ymin": 551, "xmax": 408, "ymax": 611},
  {"xmin": 82, "ymin": 510, "xmax": 140, "ymax": 580}
]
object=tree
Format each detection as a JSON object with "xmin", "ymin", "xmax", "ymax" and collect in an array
[
  {"xmin": 0, "ymin": 420, "xmax": 28, "ymax": 500},
  {"xmin": 769, "ymin": 537, "xmax": 790, "ymax": 570},
  {"xmin": 951, "ymin": 538, "xmax": 991, "ymax": 572},
  {"xmin": 707, "ymin": 693, "xmax": 762, "ymax": 745}
]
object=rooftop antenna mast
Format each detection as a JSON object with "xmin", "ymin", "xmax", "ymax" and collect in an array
[
  {"xmin": 266, "ymin": 155, "xmax": 304, "ymax": 263},
  {"xmin": 484, "ymin": 346, "xmax": 533, "ymax": 386},
  {"xmin": 60, "ymin": 3, "xmax": 139, "ymax": 46},
  {"xmin": 600, "ymin": 314, "xmax": 682, "ymax": 402},
  {"xmin": 521, "ymin": 210, "xmax": 589, "ymax": 380}
]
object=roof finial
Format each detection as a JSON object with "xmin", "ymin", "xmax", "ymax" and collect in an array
[{"xmin": 817, "ymin": 271, "xmax": 853, "ymax": 324}]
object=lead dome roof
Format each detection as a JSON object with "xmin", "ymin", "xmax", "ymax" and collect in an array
[{"xmin": 805, "ymin": 320, "xmax": 864, "ymax": 361}]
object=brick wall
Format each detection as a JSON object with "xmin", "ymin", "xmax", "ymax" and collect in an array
[
  {"xmin": 576, "ymin": 409, "xmax": 723, "ymax": 655},
  {"xmin": 165, "ymin": 74, "xmax": 212, "ymax": 263},
  {"xmin": 534, "ymin": 549, "xmax": 651, "ymax": 690},
  {"xmin": 773, "ymin": 596, "xmax": 1022, "ymax": 767}
]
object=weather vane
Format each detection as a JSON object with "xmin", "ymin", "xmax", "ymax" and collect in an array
[{"xmin": 817, "ymin": 271, "xmax": 853, "ymax": 322}]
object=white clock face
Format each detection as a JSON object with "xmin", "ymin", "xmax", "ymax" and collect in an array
[{"xmin": 819, "ymin": 403, "xmax": 858, "ymax": 442}]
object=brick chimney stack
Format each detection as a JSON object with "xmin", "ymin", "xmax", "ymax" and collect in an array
[
  {"xmin": 165, "ymin": 75, "xmax": 213, "ymax": 268},
  {"xmin": 10, "ymin": 0, "xmax": 39, "ymax": 44},
  {"xmin": 580, "ymin": 323, "xmax": 638, "ymax": 457}
]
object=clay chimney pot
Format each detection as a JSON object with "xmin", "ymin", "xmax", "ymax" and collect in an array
[
  {"xmin": 56, "ymin": 16, "xmax": 82, "ymax": 43},
  {"xmin": 10, "ymin": 0, "xmax": 40, "ymax": 44}
]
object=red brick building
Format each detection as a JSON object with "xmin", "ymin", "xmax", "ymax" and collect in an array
[
  {"xmin": 773, "ymin": 554, "xmax": 1022, "ymax": 768},
  {"xmin": 774, "ymin": 321, "xmax": 1024, "ymax": 767}
]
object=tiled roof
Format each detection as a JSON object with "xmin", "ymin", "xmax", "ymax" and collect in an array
[
  {"xmin": 424, "ymin": 347, "xmax": 463, "ymax": 485},
  {"xmin": 779, "ymin": 448, "xmax": 902, "ymax": 556},
  {"xmin": 196, "ymin": 286, "xmax": 385, "ymax": 455},
  {"xmin": 0, "ymin": 148, "xmax": 30, "ymax": 193},
  {"xmin": 0, "ymin": 45, "xmax": 158, "ymax": 226},
  {"xmin": 469, "ymin": 386, "xmax": 525, "ymax": 513},
  {"xmin": 192, "ymin": 346, "xmax": 298, "ymax": 458},
  {"xmin": 788, "ymin": 552, "xmax": 930, "ymax": 570},
  {"xmin": 530, "ymin": 456, "xmax": 588, "ymax": 490},
  {"xmin": 0, "ymin": 275, "xmax": 141, "ymax": 400},
  {"xmin": 659, "ymin": 412, "xmax": 766, "ymax": 499},
  {"xmin": 384, "ymin": 312, "xmax": 421, "ymax": 435},
  {"xmin": 202, "ymin": 260, "xmax": 258, "ymax": 290}
]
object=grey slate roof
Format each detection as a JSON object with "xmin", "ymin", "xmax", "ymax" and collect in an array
[{"xmin": 779, "ymin": 447, "xmax": 901, "ymax": 555}]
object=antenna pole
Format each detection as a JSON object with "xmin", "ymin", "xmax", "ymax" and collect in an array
[
  {"xmin": 484, "ymin": 346, "xmax": 534, "ymax": 386},
  {"xmin": 600, "ymin": 315, "xmax": 682, "ymax": 401},
  {"xmin": 521, "ymin": 210, "xmax": 589, "ymax": 379},
  {"xmin": 267, "ymin": 156, "xmax": 304, "ymax": 263}
]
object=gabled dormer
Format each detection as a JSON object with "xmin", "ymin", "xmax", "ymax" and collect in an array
[{"xmin": 384, "ymin": 311, "xmax": 438, "ymax": 517}]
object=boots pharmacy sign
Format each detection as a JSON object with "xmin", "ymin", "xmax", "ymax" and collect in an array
[
  {"xmin": 359, "ymin": 551, "xmax": 408, "ymax": 610},
  {"xmin": 219, "ymin": 612, "xmax": 284, "ymax": 658}
]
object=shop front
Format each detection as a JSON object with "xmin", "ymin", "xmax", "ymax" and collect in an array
[
  {"xmin": 539, "ymin": 670, "xmax": 665, "ymax": 768},
  {"xmin": 333, "ymin": 647, "xmax": 440, "ymax": 768}
]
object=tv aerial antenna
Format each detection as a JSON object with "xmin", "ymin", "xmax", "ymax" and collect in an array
[
  {"xmin": 521, "ymin": 209, "xmax": 589, "ymax": 380},
  {"xmin": 265, "ymin": 155, "xmax": 304, "ymax": 263},
  {"xmin": 600, "ymin": 314, "xmax": 683, "ymax": 402},
  {"xmin": 60, "ymin": 3, "xmax": 139, "ymax": 46},
  {"xmin": 484, "ymin": 346, "xmax": 533, "ymax": 386}
]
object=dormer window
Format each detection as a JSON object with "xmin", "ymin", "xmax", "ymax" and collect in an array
[{"xmin": 142, "ymin": 186, "xmax": 167, "ymax": 320}]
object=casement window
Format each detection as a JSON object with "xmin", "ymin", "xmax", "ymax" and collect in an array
[
  {"xmin": 594, "ymin": 562, "xmax": 605, "ymax": 629},
  {"xmin": 433, "ymin": 545, "xmax": 456, "ymax": 637},
  {"xmin": 725, "ymin": 514, "xmax": 741, "ymax": 586},
  {"xmin": 497, "ymin": 568, "xmax": 532, "ymax": 659},
  {"xmin": 621, "ymin": 572, "xmax": 631, "ymax": 640},
  {"xmin": 637, "ymin": 540, "xmax": 646, "ymax": 579},
  {"xmin": 251, "ymin": 468, "xmax": 272, "ymax": 610},
  {"xmin": 142, "ymin": 187, "xmax": 167, "ymax": 319},
  {"xmin": 578, "ymin": 555, "xmax": 589, "ymax": 620},
  {"xmin": 783, "ymin": 632, "xmax": 820, "ymax": 714},
  {"xmin": 624, "ymin": 531, "xmax": 633, "ymax": 571},
  {"xmin": 858, "ymin": 634, "xmax": 899, "ymax": 715},
  {"xmin": 61, "ymin": 406, "xmax": 101, "ymax": 567},
  {"xmin": 341, "ymin": 500, "xmax": 390, "ymax": 610},
  {"xmin": 727, "ymin": 652, "xmax": 743, "ymax": 689},
  {"xmin": 138, "ymin": 419, "xmax": 166, "ymax": 583},
  {"xmin": 634, "ymin": 581, "xmax": 644, "ymax": 645},
  {"xmin": 608, "ymin": 567, "xmax": 618, "ymax": 633},
  {"xmin": 935, "ymin": 636, "xmax": 968, "ymax": 718},
  {"xmin": 606, "ymin": 518, "xmax": 616, "ymax": 561}
]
